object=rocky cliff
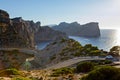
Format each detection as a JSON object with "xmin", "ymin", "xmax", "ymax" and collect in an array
[
  {"xmin": 0, "ymin": 9, "xmax": 35, "ymax": 48},
  {"xmin": 35, "ymin": 26, "xmax": 68, "ymax": 43},
  {"xmin": 11, "ymin": 18, "xmax": 68, "ymax": 44},
  {"xmin": 52, "ymin": 22, "xmax": 101, "ymax": 37},
  {"xmin": 11, "ymin": 17, "xmax": 41, "ymax": 48},
  {"xmin": 0, "ymin": 9, "xmax": 68, "ymax": 48}
]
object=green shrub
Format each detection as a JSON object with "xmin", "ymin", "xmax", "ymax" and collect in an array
[
  {"xmin": 76, "ymin": 62, "xmax": 95, "ymax": 73},
  {"xmin": 6, "ymin": 68, "xmax": 20, "ymax": 75},
  {"xmin": 89, "ymin": 50, "xmax": 101, "ymax": 56},
  {"xmin": 73, "ymin": 52, "xmax": 81, "ymax": 57},
  {"xmin": 60, "ymin": 38, "xmax": 66, "ymax": 43},
  {"xmin": 0, "ymin": 68, "xmax": 20, "ymax": 77},
  {"xmin": 51, "ymin": 67, "xmax": 74, "ymax": 77},
  {"xmin": 90, "ymin": 60, "xmax": 113, "ymax": 65},
  {"xmin": 12, "ymin": 49, "xmax": 19, "ymax": 54},
  {"xmin": 81, "ymin": 66, "xmax": 120, "ymax": 80},
  {"xmin": 104, "ymin": 60, "xmax": 112, "ymax": 64},
  {"xmin": 52, "ymin": 42, "xmax": 57, "ymax": 45}
]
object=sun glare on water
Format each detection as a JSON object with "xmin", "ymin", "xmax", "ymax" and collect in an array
[
  {"xmin": 115, "ymin": 29, "xmax": 120, "ymax": 54},
  {"xmin": 116, "ymin": 29, "xmax": 120, "ymax": 46}
]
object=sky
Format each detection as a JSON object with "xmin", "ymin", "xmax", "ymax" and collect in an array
[{"xmin": 0, "ymin": 0, "xmax": 120, "ymax": 29}]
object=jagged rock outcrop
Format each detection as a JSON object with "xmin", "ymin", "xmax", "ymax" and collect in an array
[
  {"xmin": 35, "ymin": 26, "xmax": 68, "ymax": 43},
  {"xmin": 11, "ymin": 17, "xmax": 41, "ymax": 48},
  {"xmin": 0, "ymin": 10, "xmax": 35, "ymax": 48},
  {"xmin": 0, "ymin": 9, "xmax": 68, "ymax": 48},
  {"xmin": 11, "ymin": 18, "xmax": 68, "ymax": 44},
  {"xmin": 52, "ymin": 22, "xmax": 101, "ymax": 37},
  {"xmin": 0, "ymin": 10, "xmax": 10, "ymax": 34}
]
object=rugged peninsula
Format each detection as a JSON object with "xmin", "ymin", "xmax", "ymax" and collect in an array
[{"xmin": 52, "ymin": 22, "xmax": 101, "ymax": 37}]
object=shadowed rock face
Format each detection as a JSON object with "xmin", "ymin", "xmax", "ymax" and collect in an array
[
  {"xmin": 0, "ymin": 10, "xmax": 10, "ymax": 34},
  {"xmin": 35, "ymin": 26, "xmax": 68, "ymax": 43},
  {"xmin": 11, "ymin": 18, "xmax": 68, "ymax": 44},
  {"xmin": 0, "ymin": 10, "xmax": 35, "ymax": 48},
  {"xmin": 52, "ymin": 22, "xmax": 101, "ymax": 37},
  {"xmin": 11, "ymin": 17, "xmax": 44, "ymax": 48}
]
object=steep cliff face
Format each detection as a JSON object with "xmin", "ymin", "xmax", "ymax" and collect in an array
[
  {"xmin": 0, "ymin": 10, "xmax": 10, "ymax": 34},
  {"xmin": 35, "ymin": 26, "xmax": 68, "ymax": 43},
  {"xmin": 11, "ymin": 17, "xmax": 41, "ymax": 48},
  {"xmin": 0, "ymin": 10, "xmax": 68, "ymax": 48},
  {"xmin": 52, "ymin": 22, "xmax": 100, "ymax": 37},
  {"xmin": 11, "ymin": 18, "xmax": 68, "ymax": 44},
  {"xmin": 11, "ymin": 17, "xmax": 68, "ymax": 44},
  {"xmin": 0, "ymin": 10, "xmax": 35, "ymax": 48}
]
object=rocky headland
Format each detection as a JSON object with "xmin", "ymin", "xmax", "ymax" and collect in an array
[
  {"xmin": 0, "ymin": 9, "xmax": 68, "ymax": 48},
  {"xmin": 52, "ymin": 22, "xmax": 101, "ymax": 37},
  {"xmin": 34, "ymin": 39, "xmax": 105, "ymax": 68}
]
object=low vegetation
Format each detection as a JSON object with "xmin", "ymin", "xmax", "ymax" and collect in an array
[
  {"xmin": 59, "ymin": 39, "xmax": 107, "ymax": 58},
  {"xmin": 109, "ymin": 46, "xmax": 120, "ymax": 57},
  {"xmin": 0, "ymin": 49, "xmax": 33, "ymax": 69},
  {"xmin": 76, "ymin": 62, "xmax": 95, "ymax": 73},
  {"xmin": 51, "ymin": 67, "xmax": 75, "ymax": 77},
  {"xmin": 0, "ymin": 68, "xmax": 20, "ymax": 77},
  {"xmin": 87, "ymin": 60, "xmax": 113, "ymax": 65},
  {"xmin": 81, "ymin": 66, "xmax": 120, "ymax": 80}
]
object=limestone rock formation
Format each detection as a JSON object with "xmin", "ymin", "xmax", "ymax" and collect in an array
[
  {"xmin": 11, "ymin": 17, "xmax": 41, "ymax": 48},
  {"xmin": 0, "ymin": 10, "xmax": 10, "ymax": 34},
  {"xmin": 52, "ymin": 22, "xmax": 101, "ymax": 37},
  {"xmin": 0, "ymin": 10, "xmax": 35, "ymax": 48},
  {"xmin": 0, "ymin": 9, "xmax": 68, "ymax": 48},
  {"xmin": 35, "ymin": 26, "xmax": 68, "ymax": 43},
  {"xmin": 11, "ymin": 18, "xmax": 68, "ymax": 44}
]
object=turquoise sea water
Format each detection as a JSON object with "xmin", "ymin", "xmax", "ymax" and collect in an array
[{"xmin": 37, "ymin": 29, "xmax": 120, "ymax": 51}]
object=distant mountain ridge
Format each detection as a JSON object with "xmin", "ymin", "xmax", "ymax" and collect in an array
[{"xmin": 52, "ymin": 22, "xmax": 101, "ymax": 37}]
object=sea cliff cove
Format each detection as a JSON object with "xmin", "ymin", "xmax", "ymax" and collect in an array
[{"xmin": 0, "ymin": 0, "xmax": 120, "ymax": 80}]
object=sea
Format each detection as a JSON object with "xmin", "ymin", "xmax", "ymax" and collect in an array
[{"xmin": 37, "ymin": 29, "xmax": 120, "ymax": 51}]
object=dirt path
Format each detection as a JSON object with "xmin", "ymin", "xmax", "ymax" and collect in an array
[{"xmin": 46, "ymin": 57, "xmax": 105, "ymax": 69}]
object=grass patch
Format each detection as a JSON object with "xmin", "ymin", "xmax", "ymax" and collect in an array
[
  {"xmin": 51, "ymin": 67, "xmax": 75, "ymax": 77},
  {"xmin": 0, "ymin": 68, "xmax": 20, "ymax": 77}
]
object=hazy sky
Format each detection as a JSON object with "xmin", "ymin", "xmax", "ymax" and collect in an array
[{"xmin": 0, "ymin": 0, "xmax": 120, "ymax": 29}]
